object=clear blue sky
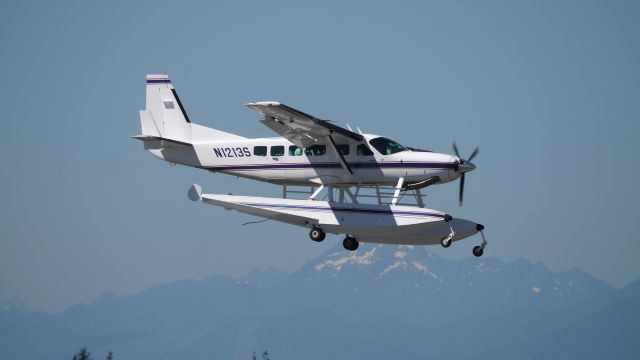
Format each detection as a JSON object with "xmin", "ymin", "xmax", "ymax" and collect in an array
[{"xmin": 1, "ymin": 0, "xmax": 638, "ymax": 312}]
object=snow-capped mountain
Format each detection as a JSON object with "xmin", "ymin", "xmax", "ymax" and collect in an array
[
  {"xmin": 280, "ymin": 244, "xmax": 613, "ymax": 325},
  {"xmin": 0, "ymin": 245, "xmax": 631, "ymax": 360}
]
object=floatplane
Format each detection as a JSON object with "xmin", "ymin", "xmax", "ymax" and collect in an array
[{"xmin": 133, "ymin": 74, "xmax": 488, "ymax": 255}]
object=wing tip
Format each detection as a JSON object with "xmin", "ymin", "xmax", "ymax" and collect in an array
[{"xmin": 245, "ymin": 101, "xmax": 281, "ymax": 107}]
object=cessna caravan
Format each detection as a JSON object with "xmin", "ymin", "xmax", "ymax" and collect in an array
[{"xmin": 134, "ymin": 74, "xmax": 488, "ymax": 255}]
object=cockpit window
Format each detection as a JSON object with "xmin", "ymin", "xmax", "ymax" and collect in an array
[{"xmin": 368, "ymin": 137, "xmax": 407, "ymax": 155}]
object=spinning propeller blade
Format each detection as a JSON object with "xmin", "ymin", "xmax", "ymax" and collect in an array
[
  {"xmin": 468, "ymin": 147, "xmax": 479, "ymax": 161},
  {"xmin": 459, "ymin": 173, "xmax": 465, "ymax": 206},
  {"xmin": 453, "ymin": 142, "xmax": 460, "ymax": 159}
]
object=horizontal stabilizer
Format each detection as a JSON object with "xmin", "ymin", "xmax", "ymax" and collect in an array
[
  {"xmin": 131, "ymin": 135, "xmax": 193, "ymax": 148},
  {"xmin": 188, "ymin": 184, "xmax": 202, "ymax": 201}
]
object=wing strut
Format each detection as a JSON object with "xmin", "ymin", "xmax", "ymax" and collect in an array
[
  {"xmin": 327, "ymin": 134, "xmax": 353, "ymax": 175},
  {"xmin": 391, "ymin": 177, "xmax": 405, "ymax": 206}
]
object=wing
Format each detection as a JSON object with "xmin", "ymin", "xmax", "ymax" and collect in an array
[{"xmin": 245, "ymin": 102, "xmax": 364, "ymax": 148}]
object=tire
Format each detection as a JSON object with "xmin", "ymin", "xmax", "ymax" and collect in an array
[
  {"xmin": 309, "ymin": 227, "xmax": 326, "ymax": 242},
  {"xmin": 473, "ymin": 246, "xmax": 484, "ymax": 257},
  {"xmin": 440, "ymin": 237, "xmax": 452, "ymax": 248},
  {"xmin": 343, "ymin": 236, "xmax": 359, "ymax": 251}
]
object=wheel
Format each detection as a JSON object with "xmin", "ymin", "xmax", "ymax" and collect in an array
[
  {"xmin": 309, "ymin": 227, "xmax": 325, "ymax": 242},
  {"xmin": 440, "ymin": 237, "xmax": 452, "ymax": 248},
  {"xmin": 342, "ymin": 236, "xmax": 359, "ymax": 251},
  {"xmin": 473, "ymin": 246, "xmax": 484, "ymax": 257},
  {"xmin": 343, "ymin": 237, "xmax": 359, "ymax": 251}
]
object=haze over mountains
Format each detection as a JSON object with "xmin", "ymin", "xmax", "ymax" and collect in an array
[{"xmin": 1, "ymin": 245, "xmax": 638, "ymax": 360}]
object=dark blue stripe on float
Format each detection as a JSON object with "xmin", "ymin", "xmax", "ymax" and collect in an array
[{"xmin": 239, "ymin": 202, "xmax": 445, "ymax": 218}]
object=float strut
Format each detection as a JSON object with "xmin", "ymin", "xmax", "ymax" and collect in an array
[{"xmin": 309, "ymin": 185, "xmax": 324, "ymax": 200}]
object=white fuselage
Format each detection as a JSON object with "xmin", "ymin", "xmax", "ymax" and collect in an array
[{"xmin": 145, "ymin": 133, "xmax": 462, "ymax": 187}]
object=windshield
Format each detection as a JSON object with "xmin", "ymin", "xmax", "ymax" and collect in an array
[{"xmin": 368, "ymin": 137, "xmax": 407, "ymax": 155}]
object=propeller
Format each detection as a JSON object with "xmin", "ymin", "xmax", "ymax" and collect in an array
[{"xmin": 452, "ymin": 142, "xmax": 479, "ymax": 206}]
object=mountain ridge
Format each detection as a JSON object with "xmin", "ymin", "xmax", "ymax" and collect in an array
[{"xmin": 0, "ymin": 244, "xmax": 635, "ymax": 360}]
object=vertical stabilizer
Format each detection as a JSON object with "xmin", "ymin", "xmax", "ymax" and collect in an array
[{"xmin": 142, "ymin": 74, "xmax": 191, "ymax": 143}]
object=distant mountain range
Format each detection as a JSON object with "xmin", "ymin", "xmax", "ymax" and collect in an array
[{"xmin": 1, "ymin": 245, "xmax": 638, "ymax": 360}]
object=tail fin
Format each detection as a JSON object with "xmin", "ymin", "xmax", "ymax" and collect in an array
[{"xmin": 140, "ymin": 74, "xmax": 191, "ymax": 143}]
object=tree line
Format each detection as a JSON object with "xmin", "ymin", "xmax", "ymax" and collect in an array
[
  {"xmin": 71, "ymin": 347, "xmax": 112, "ymax": 360},
  {"xmin": 72, "ymin": 346, "xmax": 271, "ymax": 359}
]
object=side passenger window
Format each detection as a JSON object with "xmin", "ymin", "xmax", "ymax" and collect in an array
[
  {"xmin": 289, "ymin": 146, "xmax": 303, "ymax": 156},
  {"xmin": 336, "ymin": 145, "xmax": 350, "ymax": 155},
  {"xmin": 357, "ymin": 144, "xmax": 373, "ymax": 156},
  {"xmin": 254, "ymin": 146, "xmax": 267, "ymax": 156},
  {"xmin": 271, "ymin": 146, "xmax": 285, "ymax": 157},
  {"xmin": 305, "ymin": 145, "xmax": 327, "ymax": 156}
]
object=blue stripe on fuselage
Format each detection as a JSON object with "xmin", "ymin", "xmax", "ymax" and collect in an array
[{"xmin": 208, "ymin": 162, "xmax": 456, "ymax": 171}]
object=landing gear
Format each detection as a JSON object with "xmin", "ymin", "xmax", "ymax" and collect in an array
[
  {"xmin": 472, "ymin": 224, "xmax": 487, "ymax": 257},
  {"xmin": 472, "ymin": 246, "xmax": 484, "ymax": 257},
  {"xmin": 440, "ymin": 225, "xmax": 455, "ymax": 248},
  {"xmin": 309, "ymin": 227, "xmax": 326, "ymax": 242},
  {"xmin": 342, "ymin": 236, "xmax": 359, "ymax": 251}
]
